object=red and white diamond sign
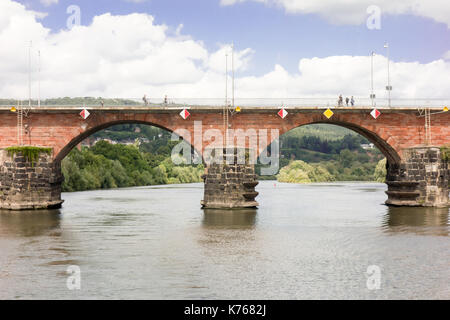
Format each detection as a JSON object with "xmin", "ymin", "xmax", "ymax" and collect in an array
[
  {"xmin": 80, "ymin": 109, "xmax": 90, "ymax": 120},
  {"xmin": 370, "ymin": 108, "xmax": 381, "ymax": 119},
  {"xmin": 180, "ymin": 109, "xmax": 190, "ymax": 120},
  {"xmin": 278, "ymin": 108, "xmax": 288, "ymax": 119}
]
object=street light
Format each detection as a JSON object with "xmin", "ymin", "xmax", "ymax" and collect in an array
[
  {"xmin": 231, "ymin": 42, "xmax": 235, "ymax": 110},
  {"xmin": 225, "ymin": 52, "xmax": 228, "ymax": 108},
  {"xmin": 384, "ymin": 42, "xmax": 392, "ymax": 107},
  {"xmin": 370, "ymin": 51, "xmax": 376, "ymax": 108},
  {"xmin": 38, "ymin": 50, "xmax": 41, "ymax": 108},
  {"xmin": 28, "ymin": 40, "xmax": 32, "ymax": 108}
]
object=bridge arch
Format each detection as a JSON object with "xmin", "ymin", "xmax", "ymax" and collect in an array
[
  {"xmin": 261, "ymin": 116, "xmax": 402, "ymax": 166},
  {"xmin": 298, "ymin": 120, "xmax": 401, "ymax": 165},
  {"xmin": 54, "ymin": 119, "xmax": 199, "ymax": 163}
]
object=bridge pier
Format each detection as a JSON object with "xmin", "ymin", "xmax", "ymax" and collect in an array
[
  {"xmin": 0, "ymin": 149, "xmax": 64, "ymax": 210},
  {"xmin": 201, "ymin": 148, "xmax": 259, "ymax": 209},
  {"xmin": 1, "ymin": 145, "xmax": 448, "ymax": 210},
  {"xmin": 386, "ymin": 147, "xmax": 449, "ymax": 207}
]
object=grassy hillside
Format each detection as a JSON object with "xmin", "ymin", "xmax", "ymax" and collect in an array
[{"xmin": 283, "ymin": 124, "xmax": 357, "ymax": 141}]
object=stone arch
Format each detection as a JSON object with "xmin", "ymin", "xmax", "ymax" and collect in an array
[
  {"xmin": 54, "ymin": 120, "xmax": 200, "ymax": 163},
  {"xmin": 261, "ymin": 119, "xmax": 402, "ymax": 166},
  {"xmin": 313, "ymin": 120, "xmax": 401, "ymax": 165}
]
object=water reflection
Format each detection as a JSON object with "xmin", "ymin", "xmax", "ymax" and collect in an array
[
  {"xmin": 0, "ymin": 210, "xmax": 61, "ymax": 237},
  {"xmin": 199, "ymin": 209, "xmax": 260, "ymax": 270},
  {"xmin": 382, "ymin": 206, "xmax": 449, "ymax": 236},
  {"xmin": 202, "ymin": 209, "xmax": 257, "ymax": 229}
]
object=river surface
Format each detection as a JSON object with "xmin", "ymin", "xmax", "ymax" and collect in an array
[{"xmin": 0, "ymin": 181, "xmax": 449, "ymax": 299}]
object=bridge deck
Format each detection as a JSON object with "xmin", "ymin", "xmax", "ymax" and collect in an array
[{"xmin": 0, "ymin": 105, "xmax": 444, "ymax": 114}]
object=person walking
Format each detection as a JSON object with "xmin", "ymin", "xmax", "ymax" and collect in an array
[
  {"xmin": 143, "ymin": 94, "xmax": 148, "ymax": 106},
  {"xmin": 351, "ymin": 96, "xmax": 355, "ymax": 106},
  {"xmin": 164, "ymin": 95, "xmax": 168, "ymax": 104},
  {"xmin": 338, "ymin": 95, "xmax": 343, "ymax": 107},
  {"xmin": 345, "ymin": 97, "xmax": 349, "ymax": 106}
]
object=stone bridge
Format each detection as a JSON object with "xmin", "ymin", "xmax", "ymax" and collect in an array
[{"xmin": 0, "ymin": 105, "xmax": 448, "ymax": 210}]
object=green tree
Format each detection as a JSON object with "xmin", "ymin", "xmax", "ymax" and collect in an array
[{"xmin": 374, "ymin": 158, "xmax": 387, "ymax": 182}]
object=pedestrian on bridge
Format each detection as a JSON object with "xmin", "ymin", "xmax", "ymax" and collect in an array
[
  {"xmin": 143, "ymin": 95, "xmax": 148, "ymax": 106},
  {"xmin": 338, "ymin": 95, "xmax": 343, "ymax": 107},
  {"xmin": 345, "ymin": 97, "xmax": 349, "ymax": 106},
  {"xmin": 351, "ymin": 96, "xmax": 355, "ymax": 106}
]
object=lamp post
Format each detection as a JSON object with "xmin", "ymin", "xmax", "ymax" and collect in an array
[
  {"xmin": 370, "ymin": 51, "xmax": 375, "ymax": 108},
  {"xmin": 28, "ymin": 41, "xmax": 32, "ymax": 108},
  {"xmin": 38, "ymin": 50, "xmax": 41, "ymax": 108},
  {"xmin": 384, "ymin": 42, "xmax": 392, "ymax": 107},
  {"xmin": 225, "ymin": 52, "xmax": 228, "ymax": 108},
  {"xmin": 231, "ymin": 42, "xmax": 235, "ymax": 110},
  {"xmin": 223, "ymin": 52, "xmax": 228, "ymax": 146}
]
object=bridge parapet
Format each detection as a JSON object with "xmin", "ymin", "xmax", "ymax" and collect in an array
[{"xmin": 1, "ymin": 97, "xmax": 449, "ymax": 109}]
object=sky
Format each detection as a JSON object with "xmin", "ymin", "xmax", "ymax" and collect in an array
[{"xmin": 1, "ymin": 0, "xmax": 450, "ymax": 100}]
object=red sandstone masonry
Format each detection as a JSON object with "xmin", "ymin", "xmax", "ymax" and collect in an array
[{"xmin": 0, "ymin": 109, "xmax": 448, "ymax": 163}]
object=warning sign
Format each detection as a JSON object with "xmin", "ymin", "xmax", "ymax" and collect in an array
[{"xmin": 80, "ymin": 109, "xmax": 90, "ymax": 120}]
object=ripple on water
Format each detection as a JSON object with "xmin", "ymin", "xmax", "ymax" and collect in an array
[{"xmin": 1, "ymin": 181, "xmax": 448, "ymax": 299}]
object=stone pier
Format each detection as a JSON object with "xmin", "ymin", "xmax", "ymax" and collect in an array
[
  {"xmin": 0, "ymin": 149, "xmax": 64, "ymax": 210},
  {"xmin": 386, "ymin": 147, "xmax": 449, "ymax": 207},
  {"xmin": 201, "ymin": 148, "xmax": 259, "ymax": 209}
]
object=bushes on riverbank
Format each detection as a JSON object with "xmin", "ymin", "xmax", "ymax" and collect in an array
[
  {"xmin": 276, "ymin": 158, "xmax": 389, "ymax": 184},
  {"xmin": 277, "ymin": 160, "xmax": 335, "ymax": 183},
  {"xmin": 61, "ymin": 141, "xmax": 204, "ymax": 192},
  {"xmin": 373, "ymin": 158, "xmax": 387, "ymax": 182}
]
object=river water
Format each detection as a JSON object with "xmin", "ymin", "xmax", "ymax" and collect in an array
[{"xmin": 0, "ymin": 181, "xmax": 449, "ymax": 299}]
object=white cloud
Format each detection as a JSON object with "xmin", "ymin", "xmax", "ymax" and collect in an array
[
  {"xmin": 221, "ymin": 0, "xmax": 265, "ymax": 5},
  {"xmin": 234, "ymin": 55, "xmax": 450, "ymax": 100},
  {"xmin": 40, "ymin": 0, "xmax": 58, "ymax": 7},
  {"xmin": 443, "ymin": 50, "xmax": 450, "ymax": 60},
  {"xmin": 0, "ymin": 0, "xmax": 449, "ymax": 102},
  {"xmin": 30, "ymin": 10, "xmax": 48, "ymax": 19},
  {"xmin": 220, "ymin": 0, "xmax": 450, "ymax": 27}
]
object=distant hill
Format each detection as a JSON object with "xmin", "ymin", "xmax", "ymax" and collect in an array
[
  {"xmin": 0, "ymin": 97, "xmax": 138, "ymax": 106},
  {"xmin": 284, "ymin": 123, "xmax": 357, "ymax": 141}
]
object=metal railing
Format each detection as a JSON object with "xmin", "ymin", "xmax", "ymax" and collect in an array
[{"xmin": 0, "ymin": 97, "xmax": 449, "ymax": 108}]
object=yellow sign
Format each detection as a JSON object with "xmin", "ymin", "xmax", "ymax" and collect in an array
[
  {"xmin": 323, "ymin": 108, "xmax": 334, "ymax": 119},
  {"xmin": 10, "ymin": 106, "xmax": 16, "ymax": 112},
  {"xmin": 444, "ymin": 106, "xmax": 449, "ymax": 112},
  {"xmin": 235, "ymin": 106, "xmax": 241, "ymax": 112}
]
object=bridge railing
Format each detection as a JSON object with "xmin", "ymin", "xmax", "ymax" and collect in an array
[{"xmin": 0, "ymin": 98, "xmax": 449, "ymax": 108}]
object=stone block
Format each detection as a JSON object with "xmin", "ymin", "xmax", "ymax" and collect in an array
[{"xmin": 0, "ymin": 149, "xmax": 62, "ymax": 210}]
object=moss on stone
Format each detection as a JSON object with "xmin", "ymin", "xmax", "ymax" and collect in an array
[
  {"xmin": 441, "ymin": 146, "xmax": 450, "ymax": 162},
  {"xmin": 6, "ymin": 146, "xmax": 52, "ymax": 166}
]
